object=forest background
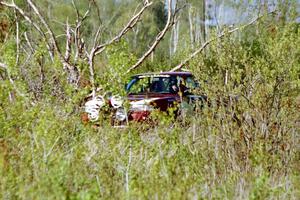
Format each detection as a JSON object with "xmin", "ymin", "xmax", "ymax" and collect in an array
[{"xmin": 0, "ymin": 0, "xmax": 299, "ymax": 199}]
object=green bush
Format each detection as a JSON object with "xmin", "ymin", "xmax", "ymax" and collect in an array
[{"xmin": 0, "ymin": 8, "xmax": 299, "ymax": 200}]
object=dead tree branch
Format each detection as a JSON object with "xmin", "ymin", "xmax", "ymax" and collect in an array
[
  {"xmin": 1, "ymin": 0, "xmax": 153, "ymax": 94},
  {"xmin": 86, "ymin": 0, "xmax": 152, "ymax": 97},
  {"xmin": 25, "ymin": 0, "xmax": 66, "ymax": 65},
  {"xmin": 0, "ymin": 0, "xmax": 55, "ymax": 61},
  {"xmin": 14, "ymin": 5, "xmax": 20, "ymax": 66},
  {"xmin": 170, "ymin": 10, "xmax": 277, "ymax": 72},
  {"xmin": 0, "ymin": 1, "xmax": 42, "ymax": 34},
  {"xmin": 1, "ymin": 0, "xmax": 79, "ymax": 83},
  {"xmin": 64, "ymin": 20, "xmax": 72, "ymax": 64},
  {"xmin": 22, "ymin": 0, "xmax": 79, "ymax": 83},
  {"xmin": 93, "ymin": 0, "xmax": 153, "ymax": 56},
  {"xmin": 126, "ymin": 0, "xmax": 177, "ymax": 73},
  {"xmin": 24, "ymin": 32, "xmax": 34, "ymax": 53},
  {"xmin": 72, "ymin": 0, "xmax": 91, "ymax": 63}
]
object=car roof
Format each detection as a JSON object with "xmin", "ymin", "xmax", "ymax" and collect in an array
[{"xmin": 133, "ymin": 71, "xmax": 193, "ymax": 78}]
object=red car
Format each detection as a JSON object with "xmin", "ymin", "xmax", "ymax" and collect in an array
[{"xmin": 84, "ymin": 71, "xmax": 206, "ymax": 125}]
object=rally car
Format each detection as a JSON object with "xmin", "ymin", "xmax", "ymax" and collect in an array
[{"xmin": 84, "ymin": 71, "xmax": 206, "ymax": 126}]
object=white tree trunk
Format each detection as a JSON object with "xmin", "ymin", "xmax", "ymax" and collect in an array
[
  {"xmin": 173, "ymin": 20, "xmax": 179, "ymax": 54},
  {"xmin": 169, "ymin": 27, "xmax": 173, "ymax": 57},
  {"xmin": 188, "ymin": 4, "xmax": 194, "ymax": 48},
  {"xmin": 200, "ymin": 0, "xmax": 206, "ymax": 44}
]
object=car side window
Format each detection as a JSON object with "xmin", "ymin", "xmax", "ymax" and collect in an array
[
  {"xmin": 126, "ymin": 78, "xmax": 137, "ymax": 92},
  {"xmin": 127, "ymin": 78, "xmax": 150, "ymax": 94},
  {"xmin": 185, "ymin": 77, "xmax": 199, "ymax": 89}
]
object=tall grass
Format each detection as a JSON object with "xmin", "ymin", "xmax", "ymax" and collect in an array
[{"xmin": 0, "ymin": 16, "xmax": 299, "ymax": 200}]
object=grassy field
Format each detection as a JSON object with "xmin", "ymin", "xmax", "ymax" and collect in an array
[
  {"xmin": 0, "ymin": 91, "xmax": 299, "ymax": 199},
  {"xmin": 0, "ymin": 3, "xmax": 299, "ymax": 199}
]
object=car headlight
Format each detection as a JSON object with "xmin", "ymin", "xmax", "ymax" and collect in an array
[
  {"xmin": 87, "ymin": 111, "xmax": 100, "ymax": 122},
  {"xmin": 111, "ymin": 95, "xmax": 123, "ymax": 108},
  {"xmin": 84, "ymin": 96, "xmax": 105, "ymax": 121},
  {"xmin": 115, "ymin": 108, "xmax": 127, "ymax": 121}
]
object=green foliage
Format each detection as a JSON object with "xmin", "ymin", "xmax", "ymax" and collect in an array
[
  {"xmin": 0, "ymin": 1, "xmax": 299, "ymax": 199},
  {"xmin": 98, "ymin": 40, "xmax": 136, "ymax": 95}
]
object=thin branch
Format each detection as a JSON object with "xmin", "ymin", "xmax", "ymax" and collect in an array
[
  {"xmin": 0, "ymin": 62, "xmax": 25, "ymax": 97},
  {"xmin": 86, "ymin": 0, "xmax": 152, "ymax": 97},
  {"xmin": 93, "ymin": 26, "xmax": 102, "ymax": 50},
  {"xmin": 91, "ymin": 0, "xmax": 102, "ymax": 25},
  {"xmin": 0, "ymin": 62, "xmax": 7, "ymax": 70},
  {"xmin": 0, "ymin": 1, "xmax": 42, "ymax": 34},
  {"xmin": 72, "ymin": 0, "xmax": 91, "ymax": 63},
  {"xmin": 13, "ymin": 3, "xmax": 20, "ymax": 66},
  {"xmin": 126, "ymin": 0, "xmax": 175, "ymax": 73},
  {"xmin": 24, "ymin": 32, "xmax": 34, "ymax": 53},
  {"xmin": 125, "ymin": 139, "xmax": 132, "ymax": 193},
  {"xmin": 25, "ymin": 0, "xmax": 64, "ymax": 63},
  {"xmin": 20, "ymin": 44, "xmax": 30, "ymax": 57},
  {"xmin": 93, "ymin": 0, "xmax": 153, "ymax": 56},
  {"xmin": 25, "ymin": 0, "xmax": 80, "ymax": 84},
  {"xmin": 64, "ymin": 19, "xmax": 72, "ymax": 64},
  {"xmin": 0, "ymin": 0, "xmax": 55, "ymax": 61},
  {"xmin": 71, "ymin": 0, "xmax": 80, "ymax": 20},
  {"xmin": 170, "ymin": 10, "xmax": 277, "ymax": 72}
]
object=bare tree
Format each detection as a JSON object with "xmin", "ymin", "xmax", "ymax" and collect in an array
[
  {"xmin": 170, "ymin": 10, "xmax": 277, "ymax": 72},
  {"xmin": 187, "ymin": 0, "xmax": 206, "ymax": 48},
  {"xmin": 0, "ymin": 0, "xmax": 153, "ymax": 97}
]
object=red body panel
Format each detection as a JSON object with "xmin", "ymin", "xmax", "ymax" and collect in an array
[
  {"xmin": 129, "ymin": 111, "xmax": 151, "ymax": 121},
  {"xmin": 127, "ymin": 94, "xmax": 181, "ymax": 121}
]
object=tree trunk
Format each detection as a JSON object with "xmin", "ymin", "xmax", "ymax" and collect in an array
[
  {"xmin": 173, "ymin": 20, "xmax": 179, "ymax": 54},
  {"xmin": 188, "ymin": 4, "xmax": 194, "ymax": 48},
  {"xmin": 200, "ymin": 0, "xmax": 206, "ymax": 44}
]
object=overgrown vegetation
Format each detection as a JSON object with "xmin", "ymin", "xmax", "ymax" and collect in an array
[{"xmin": 0, "ymin": 0, "xmax": 299, "ymax": 199}]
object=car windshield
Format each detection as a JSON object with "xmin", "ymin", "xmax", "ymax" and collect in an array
[{"xmin": 126, "ymin": 75, "xmax": 198, "ymax": 94}]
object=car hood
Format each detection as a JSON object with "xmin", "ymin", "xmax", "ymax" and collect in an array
[{"xmin": 127, "ymin": 93, "xmax": 180, "ymax": 111}]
